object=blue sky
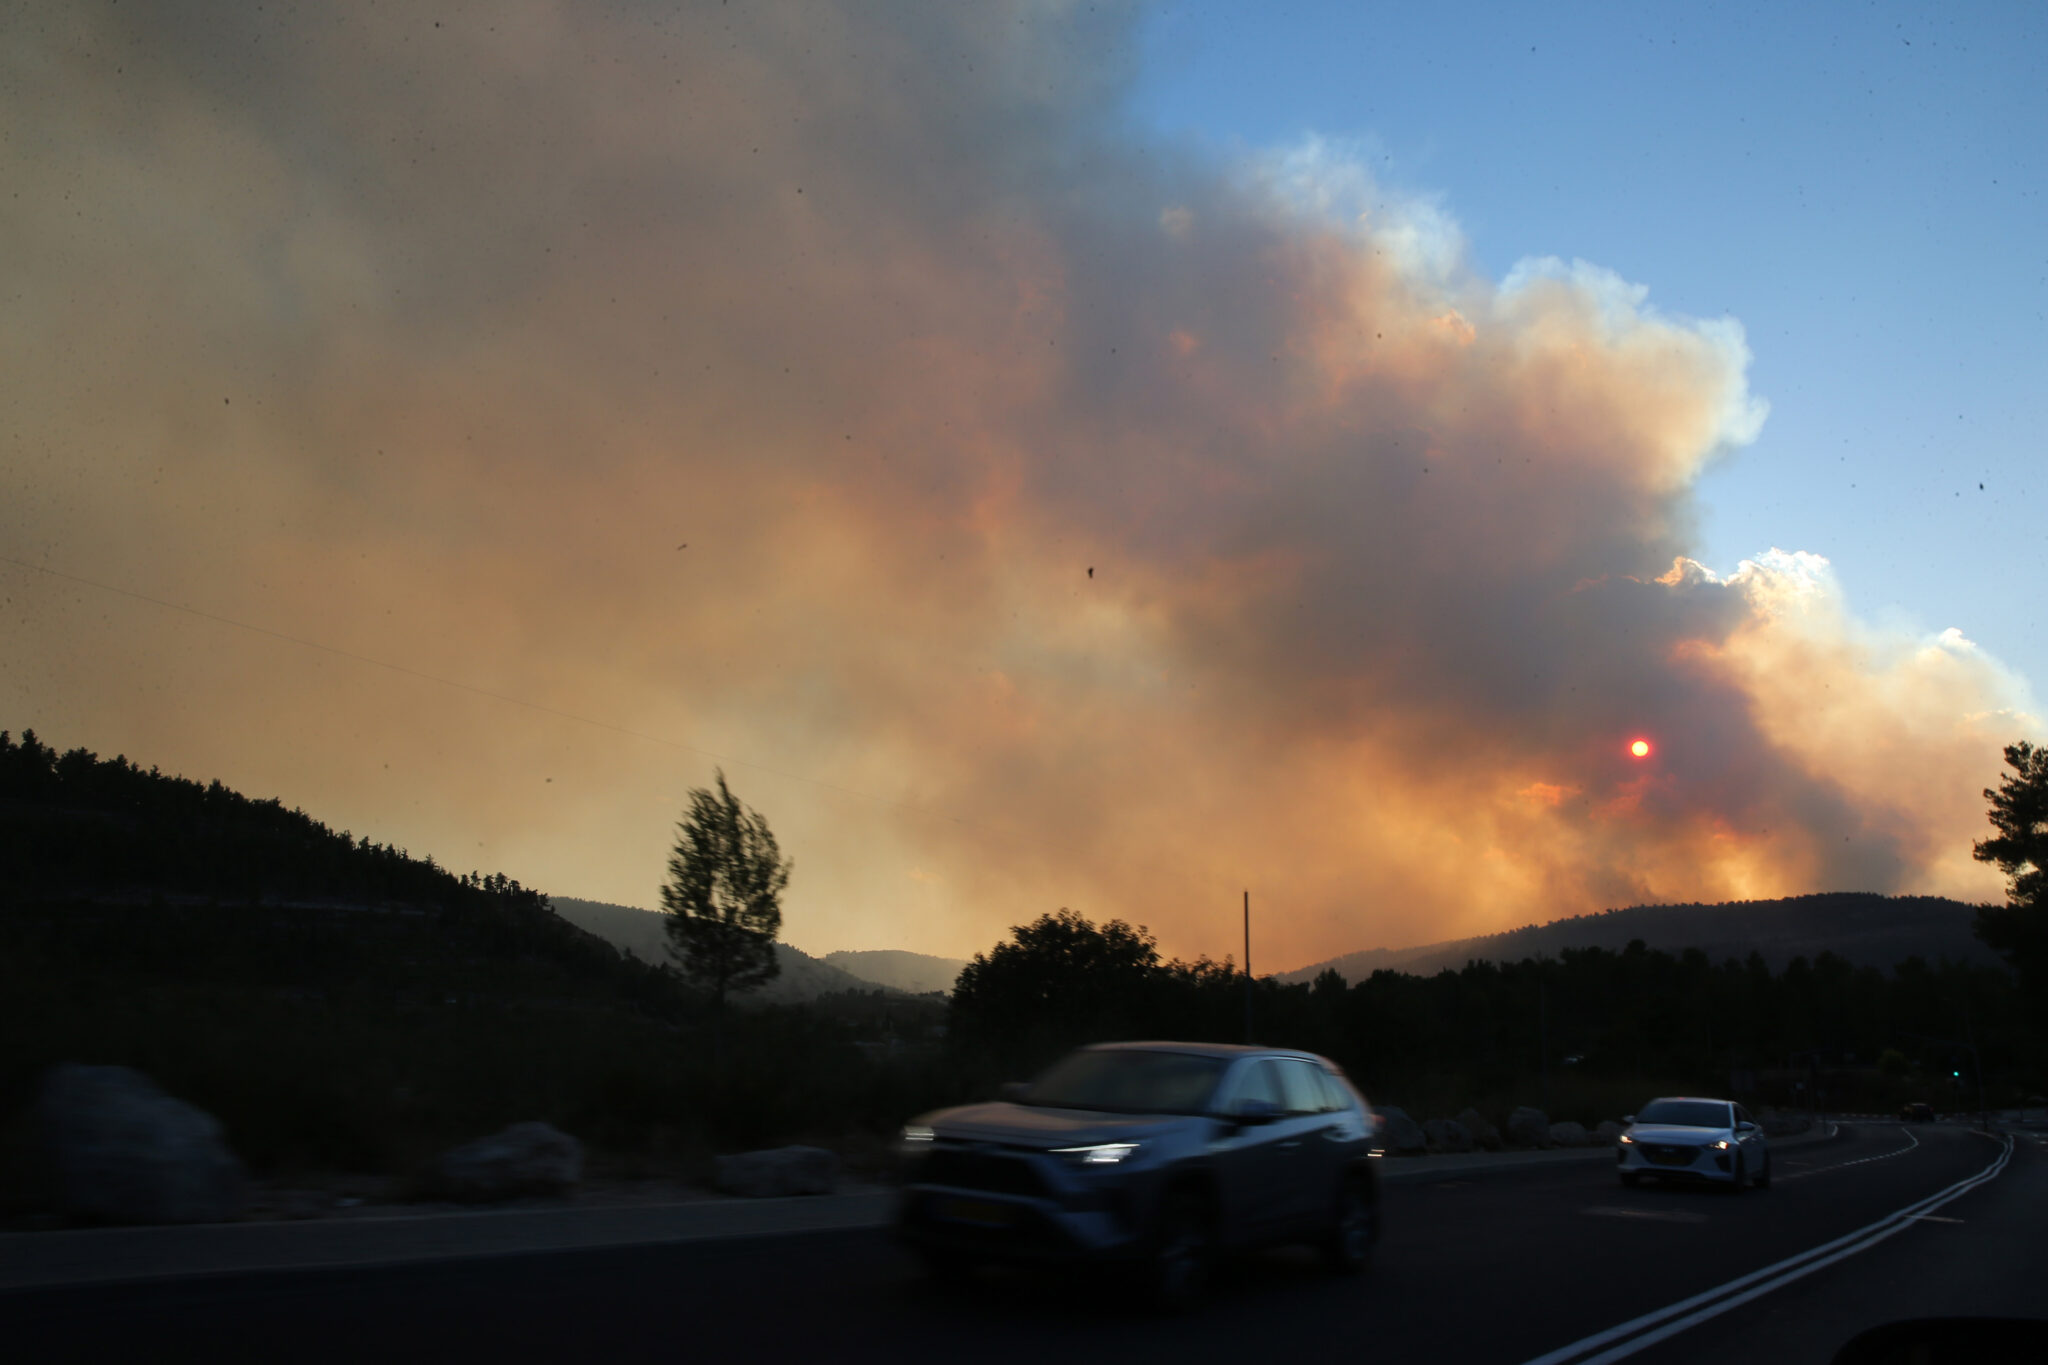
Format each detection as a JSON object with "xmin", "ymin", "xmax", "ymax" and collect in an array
[{"xmin": 1127, "ymin": 0, "xmax": 2047, "ymax": 699}]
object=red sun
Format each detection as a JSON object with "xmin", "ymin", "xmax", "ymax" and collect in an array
[{"xmin": 1629, "ymin": 738, "xmax": 1653, "ymax": 759}]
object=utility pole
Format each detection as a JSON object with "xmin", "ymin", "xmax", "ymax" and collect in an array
[{"xmin": 1236, "ymin": 892, "xmax": 1253, "ymax": 1039}]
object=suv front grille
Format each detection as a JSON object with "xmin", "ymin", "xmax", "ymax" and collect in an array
[{"xmin": 918, "ymin": 1146, "xmax": 1051, "ymax": 1197}]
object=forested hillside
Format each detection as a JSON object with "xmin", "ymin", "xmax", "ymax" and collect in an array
[
  {"xmin": 1281, "ymin": 892, "xmax": 2000, "ymax": 984},
  {"xmin": 0, "ymin": 730, "xmax": 951, "ymax": 1187},
  {"xmin": 953, "ymin": 910, "xmax": 2031, "ymax": 1122},
  {"xmin": 0, "ymin": 729, "xmax": 677, "ymax": 1004}
]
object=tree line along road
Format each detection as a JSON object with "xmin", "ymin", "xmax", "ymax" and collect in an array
[{"xmin": 1, "ymin": 1122, "xmax": 2036, "ymax": 1364}]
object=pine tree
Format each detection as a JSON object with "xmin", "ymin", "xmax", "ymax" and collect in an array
[
  {"xmin": 1973, "ymin": 741, "xmax": 2048, "ymax": 1002},
  {"xmin": 659, "ymin": 770, "xmax": 790, "ymax": 1018}
]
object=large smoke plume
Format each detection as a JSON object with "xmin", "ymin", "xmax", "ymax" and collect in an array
[{"xmin": 1, "ymin": 2, "xmax": 2030, "ymax": 964}]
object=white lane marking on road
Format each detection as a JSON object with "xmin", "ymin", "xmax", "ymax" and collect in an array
[
  {"xmin": 1582, "ymin": 1206, "xmax": 1709, "ymax": 1224},
  {"xmin": 1777, "ymin": 1124, "xmax": 1918, "ymax": 1181},
  {"xmin": 1520, "ymin": 1134, "xmax": 2013, "ymax": 1365},
  {"xmin": 1911, "ymin": 1214, "xmax": 1964, "ymax": 1224}
]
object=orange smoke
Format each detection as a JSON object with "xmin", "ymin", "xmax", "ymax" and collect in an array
[{"xmin": 0, "ymin": 2, "xmax": 2031, "ymax": 967}]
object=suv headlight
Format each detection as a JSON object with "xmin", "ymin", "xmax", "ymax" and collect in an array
[
  {"xmin": 899, "ymin": 1123, "xmax": 935, "ymax": 1155},
  {"xmin": 1617, "ymin": 1133, "xmax": 1634, "ymax": 1144},
  {"xmin": 1050, "ymin": 1142, "xmax": 1141, "ymax": 1166},
  {"xmin": 1707, "ymin": 1138, "xmax": 1732, "ymax": 1151}
]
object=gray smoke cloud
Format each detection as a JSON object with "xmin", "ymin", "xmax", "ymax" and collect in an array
[{"xmin": 1, "ymin": 2, "xmax": 2029, "ymax": 965}]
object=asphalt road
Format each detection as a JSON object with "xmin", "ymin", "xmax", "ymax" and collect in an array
[{"xmin": 4, "ymin": 1123, "xmax": 2038, "ymax": 1364}]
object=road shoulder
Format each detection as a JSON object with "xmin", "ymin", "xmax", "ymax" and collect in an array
[
  {"xmin": 0, "ymin": 1187, "xmax": 897, "ymax": 1293},
  {"xmin": 0, "ymin": 1122, "xmax": 1850, "ymax": 1293}
]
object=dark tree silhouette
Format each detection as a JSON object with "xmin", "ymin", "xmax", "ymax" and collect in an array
[
  {"xmin": 949, "ymin": 908, "xmax": 1171, "ymax": 1070},
  {"xmin": 660, "ymin": 769, "xmax": 790, "ymax": 1016},
  {"xmin": 1974, "ymin": 741, "xmax": 2048, "ymax": 1002}
]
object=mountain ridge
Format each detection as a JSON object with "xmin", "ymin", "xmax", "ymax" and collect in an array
[
  {"xmin": 547, "ymin": 898, "xmax": 961, "ymax": 1001},
  {"xmin": 1277, "ymin": 892, "xmax": 2000, "ymax": 984},
  {"xmin": 822, "ymin": 949, "xmax": 967, "ymax": 995}
]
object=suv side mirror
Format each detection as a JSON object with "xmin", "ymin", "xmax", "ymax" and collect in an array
[
  {"xmin": 999, "ymin": 1081, "xmax": 1031, "ymax": 1102},
  {"xmin": 1229, "ymin": 1098, "xmax": 1283, "ymax": 1126},
  {"xmin": 1737, "ymin": 1121, "xmax": 1758, "ymax": 1133}
]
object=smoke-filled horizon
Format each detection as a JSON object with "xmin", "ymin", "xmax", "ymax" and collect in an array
[{"xmin": 3, "ymin": 2, "xmax": 2035, "ymax": 969}]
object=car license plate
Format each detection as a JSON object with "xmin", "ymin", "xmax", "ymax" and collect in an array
[{"xmin": 939, "ymin": 1197, "xmax": 1014, "ymax": 1228}]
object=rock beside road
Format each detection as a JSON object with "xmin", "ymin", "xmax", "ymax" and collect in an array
[
  {"xmin": 714, "ymin": 1145, "xmax": 839, "ymax": 1197},
  {"xmin": 1374, "ymin": 1107, "xmax": 1429, "ymax": 1155},
  {"xmin": 34, "ymin": 1064, "xmax": 249, "ymax": 1225},
  {"xmin": 432, "ymin": 1122, "xmax": 584, "ymax": 1202},
  {"xmin": 1423, "ymin": 1118, "xmax": 1473, "ymax": 1153},
  {"xmin": 1457, "ymin": 1107, "xmax": 1503, "ymax": 1151},
  {"xmin": 1505, "ymin": 1106, "xmax": 1551, "ymax": 1149},
  {"xmin": 1548, "ymin": 1120, "xmax": 1591, "ymax": 1148}
]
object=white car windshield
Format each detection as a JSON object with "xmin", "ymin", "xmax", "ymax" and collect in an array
[{"xmin": 1637, "ymin": 1100, "xmax": 1732, "ymax": 1129}]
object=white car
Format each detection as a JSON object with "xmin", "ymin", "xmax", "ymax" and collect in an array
[{"xmin": 1616, "ymin": 1096, "xmax": 1770, "ymax": 1189}]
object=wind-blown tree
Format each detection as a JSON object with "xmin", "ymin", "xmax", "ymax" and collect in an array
[
  {"xmin": 1974, "ymin": 741, "xmax": 2048, "ymax": 1006},
  {"xmin": 660, "ymin": 770, "xmax": 791, "ymax": 1018}
]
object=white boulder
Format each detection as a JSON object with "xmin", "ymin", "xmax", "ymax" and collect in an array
[
  {"xmin": 1505, "ymin": 1106, "xmax": 1552, "ymax": 1149},
  {"xmin": 35, "ymin": 1064, "xmax": 248, "ymax": 1225},
  {"xmin": 433, "ymin": 1121, "xmax": 583, "ymax": 1201},
  {"xmin": 1456, "ymin": 1107, "xmax": 1503, "ymax": 1151},
  {"xmin": 1373, "ymin": 1107, "xmax": 1429, "ymax": 1154}
]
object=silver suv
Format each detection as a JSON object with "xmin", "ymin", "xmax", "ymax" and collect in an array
[{"xmin": 895, "ymin": 1041, "xmax": 1380, "ymax": 1310}]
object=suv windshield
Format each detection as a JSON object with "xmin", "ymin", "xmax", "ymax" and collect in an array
[
  {"xmin": 1637, "ymin": 1100, "xmax": 1732, "ymax": 1129},
  {"xmin": 1025, "ymin": 1049, "xmax": 1228, "ymax": 1115}
]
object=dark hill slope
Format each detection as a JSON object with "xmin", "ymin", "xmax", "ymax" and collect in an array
[
  {"xmin": 824, "ymin": 949, "xmax": 967, "ymax": 995},
  {"xmin": 0, "ymin": 729, "xmax": 732, "ymax": 1175},
  {"xmin": 0, "ymin": 729, "xmax": 677, "ymax": 1009},
  {"xmin": 1280, "ymin": 892, "xmax": 2000, "ymax": 984}
]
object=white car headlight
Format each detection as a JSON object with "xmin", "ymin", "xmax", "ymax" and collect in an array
[
  {"xmin": 1707, "ymin": 1138, "xmax": 1732, "ymax": 1151},
  {"xmin": 1051, "ymin": 1141, "xmax": 1141, "ymax": 1166},
  {"xmin": 1617, "ymin": 1133, "xmax": 1635, "ymax": 1144},
  {"xmin": 899, "ymin": 1123, "xmax": 935, "ymax": 1147}
]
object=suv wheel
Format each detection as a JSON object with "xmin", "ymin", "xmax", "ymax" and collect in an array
[
  {"xmin": 1321, "ymin": 1174, "xmax": 1375, "ymax": 1274},
  {"xmin": 1144, "ymin": 1189, "xmax": 1215, "ymax": 1313}
]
